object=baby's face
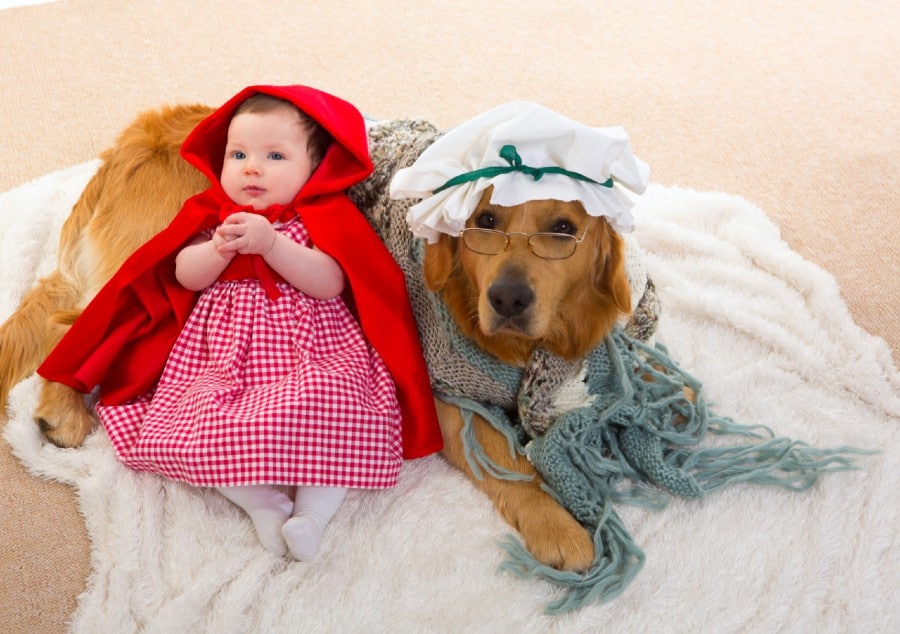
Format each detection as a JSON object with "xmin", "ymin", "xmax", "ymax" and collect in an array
[{"xmin": 220, "ymin": 108, "xmax": 315, "ymax": 209}]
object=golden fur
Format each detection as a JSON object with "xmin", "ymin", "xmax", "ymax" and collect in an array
[
  {"xmin": 0, "ymin": 106, "xmax": 633, "ymax": 571},
  {"xmin": 0, "ymin": 104, "xmax": 212, "ymax": 446}
]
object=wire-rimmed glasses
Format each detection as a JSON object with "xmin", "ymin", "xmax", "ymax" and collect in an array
[{"xmin": 458, "ymin": 224, "xmax": 591, "ymax": 260}]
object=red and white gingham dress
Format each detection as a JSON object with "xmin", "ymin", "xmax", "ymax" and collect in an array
[{"xmin": 97, "ymin": 218, "xmax": 403, "ymax": 489}]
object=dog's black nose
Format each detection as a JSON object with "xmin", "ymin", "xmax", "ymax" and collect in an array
[{"xmin": 488, "ymin": 280, "xmax": 535, "ymax": 318}]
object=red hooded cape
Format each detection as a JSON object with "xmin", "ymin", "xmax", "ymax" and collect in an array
[{"xmin": 38, "ymin": 84, "xmax": 442, "ymax": 459}]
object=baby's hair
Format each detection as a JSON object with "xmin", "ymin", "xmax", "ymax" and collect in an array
[{"xmin": 234, "ymin": 94, "xmax": 332, "ymax": 167}]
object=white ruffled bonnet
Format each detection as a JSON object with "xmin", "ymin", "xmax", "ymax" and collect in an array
[{"xmin": 389, "ymin": 101, "xmax": 650, "ymax": 243}]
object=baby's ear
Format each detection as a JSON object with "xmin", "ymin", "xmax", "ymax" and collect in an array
[{"xmin": 423, "ymin": 233, "xmax": 457, "ymax": 291}]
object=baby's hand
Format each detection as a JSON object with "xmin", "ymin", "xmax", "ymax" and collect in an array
[
  {"xmin": 212, "ymin": 226, "xmax": 240, "ymax": 260},
  {"xmin": 217, "ymin": 212, "xmax": 277, "ymax": 256}
]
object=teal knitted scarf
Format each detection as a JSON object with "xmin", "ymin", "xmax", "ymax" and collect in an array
[{"xmin": 438, "ymin": 324, "xmax": 868, "ymax": 614}]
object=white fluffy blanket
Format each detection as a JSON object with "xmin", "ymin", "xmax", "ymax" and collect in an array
[{"xmin": 2, "ymin": 163, "xmax": 898, "ymax": 632}]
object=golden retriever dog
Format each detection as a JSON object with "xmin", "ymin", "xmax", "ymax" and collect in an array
[{"xmin": 0, "ymin": 105, "xmax": 634, "ymax": 572}]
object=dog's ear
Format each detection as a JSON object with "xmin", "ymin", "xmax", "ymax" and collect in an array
[
  {"xmin": 594, "ymin": 223, "xmax": 632, "ymax": 315},
  {"xmin": 423, "ymin": 233, "xmax": 457, "ymax": 291}
]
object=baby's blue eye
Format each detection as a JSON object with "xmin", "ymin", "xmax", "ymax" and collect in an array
[
  {"xmin": 269, "ymin": 152, "xmax": 285, "ymax": 161},
  {"xmin": 232, "ymin": 151, "xmax": 246, "ymax": 160}
]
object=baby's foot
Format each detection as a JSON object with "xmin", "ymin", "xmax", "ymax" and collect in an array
[
  {"xmin": 244, "ymin": 493, "xmax": 293, "ymax": 557},
  {"xmin": 281, "ymin": 514, "xmax": 325, "ymax": 561}
]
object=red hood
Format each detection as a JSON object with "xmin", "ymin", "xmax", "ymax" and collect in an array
[{"xmin": 180, "ymin": 84, "xmax": 373, "ymax": 200}]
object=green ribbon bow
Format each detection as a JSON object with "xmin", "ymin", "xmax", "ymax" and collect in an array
[{"xmin": 432, "ymin": 144, "xmax": 614, "ymax": 194}]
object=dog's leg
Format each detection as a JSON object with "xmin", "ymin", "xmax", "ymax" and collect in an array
[
  {"xmin": 0, "ymin": 272, "xmax": 83, "ymax": 411},
  {"xmin": 35, "ymin": 378, "xmax": 94, "ymax": 448},
  {"xmin": 0, "ymin": 147, "xmax": 106, "ymax": 433},
  {"xmin": 0, "ymin": 284, "xmax": 94, "ymax": 446},
  {"xmin": 433, "ymin": 398, "xmax": 595, "ymax": 571}
]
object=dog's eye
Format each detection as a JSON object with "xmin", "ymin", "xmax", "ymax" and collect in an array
[
  {"xmin": 474, "ymin": 211, "xmax": 496, "ymax": 229},
  {"xmin": 550, "ymin": 220, "xmax": 577, "ymax": 235}
]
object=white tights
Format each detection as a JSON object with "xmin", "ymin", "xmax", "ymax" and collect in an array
[{"xmin": 217, "ymin": 485, "xmax": 347, "ymax": 560}]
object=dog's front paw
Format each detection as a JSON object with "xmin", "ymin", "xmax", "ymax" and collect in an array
[
  {"xmin": 518, "ymin": 497, "xmax": 595, "ymax": 571},
  {"xmin": 34, "ymin": 381, "xmax": 94, "ymax": 448}
]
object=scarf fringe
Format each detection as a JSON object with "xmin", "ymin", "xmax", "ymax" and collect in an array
[
  {"xmin": 437, "ymin": 392, "xmax": 531, "ymax": 482},
  {"xmin": 498, "ymin": 502, "xmax": 645, "ymax": 615},
  {"xmin": 450, "ymin": 327, "xmax": 872, "ymax": 614}
]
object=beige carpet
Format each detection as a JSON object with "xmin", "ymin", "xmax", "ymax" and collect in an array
[{"xmin": 0, "ymin": 1, "xmax": 896, "ymax": 632}]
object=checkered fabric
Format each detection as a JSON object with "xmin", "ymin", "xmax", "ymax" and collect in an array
[{"xmin": 97, "ymin": 218, "xmax": 403, "ymax": 489}]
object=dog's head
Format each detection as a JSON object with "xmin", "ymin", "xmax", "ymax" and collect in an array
[{"xmin": 423, "ymin": 187, "xmax": 632, "ymax": 365}]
